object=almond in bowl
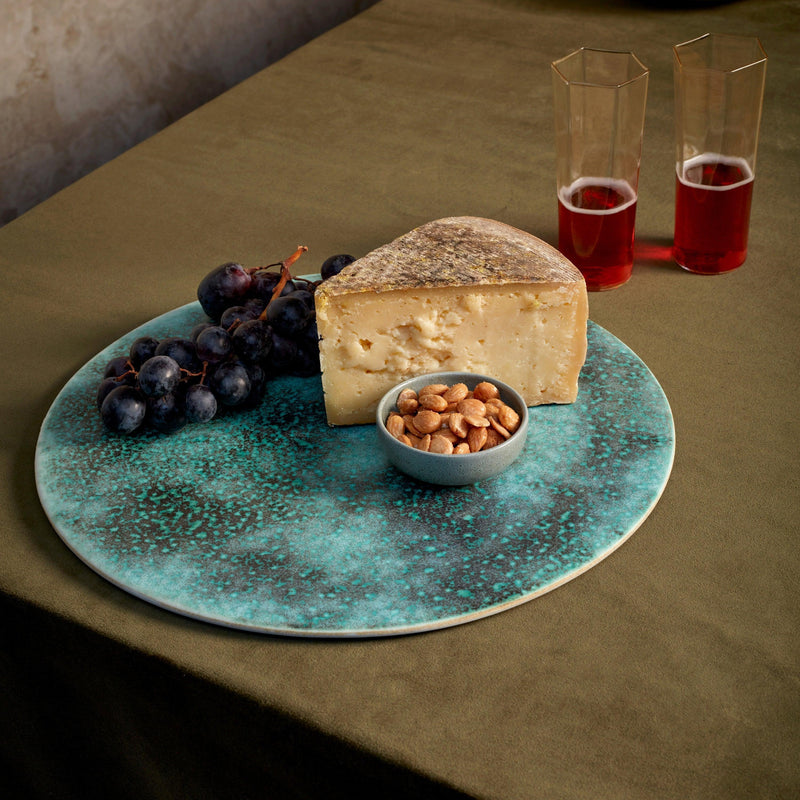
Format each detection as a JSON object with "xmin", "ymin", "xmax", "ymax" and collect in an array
[{"xmin": 375, "ymin": 372, "xmax": 529, "ymax": 486}]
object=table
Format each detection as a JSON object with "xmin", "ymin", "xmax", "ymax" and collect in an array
[{"xmin": 2, "ymin": 1, "xmax": 798, "ymax": 797}]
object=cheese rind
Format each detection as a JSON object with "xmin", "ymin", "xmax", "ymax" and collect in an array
[{"xmin": 315, "ymin": 217, "xmax": 588, "ymax": 426}]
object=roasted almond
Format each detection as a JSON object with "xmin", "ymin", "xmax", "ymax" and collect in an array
[
  {"xmin": 403, "ymin": 414, "xmax": 423, "ymax": 437},
  {"xmin": 473, "ymin": 381, "xmax": 500, "ymax": 402},
  {"xmin": 457, "ymin": 397, "xmax": 487, "ymax": 417},
  {"xmin": 484, "ymin": 398, "xmax": 503, "ymax": 417},
  {"xmin": 429, "ymin": 434, "xmax": 454, "ymax": 455},
  {"xmin": 418, "ymin": 383, "xmax": 449, "ymax": 397},
  {"xmin": 467, "ymin": 426, "xmax": 488, "ymax": 452},
  {"xmin": 483, "ymin": 428, "xmax": 505, "ymax": 449},
  {"xmin": 386, "ymin": 413, "xmax": 405, "ymax": 438},
  {"xmin": 415, "ymin": 433, "xmax": 432, "ymax": 452},
  {"xmin": 498, "ymin": 404, "xmax": 520, "ymax": 433},
  {"xmin": 447, "ymin": 412, "xmax": 469, "ymax": 439},
  {"xmin": 414, "ymin": 409, "xmax": 442, "ymax": 434},
  {"xmin": 419, "ymin": 393, "xmax": 448, "ymax": 412},
  {"xmin": 397, "ymin": 389, "xmax": 419, "ymax": 415},
  {"xmin": 488, "ymin": 416, "xmax": 511, "ymax": 439},
  {"xmin": 442, "ymin": 383, "xmax": 469, "ymax": 403}
]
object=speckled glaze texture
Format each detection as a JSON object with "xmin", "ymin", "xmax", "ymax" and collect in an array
[{"xmin": 35, "ymin": 302, "xmax": 674, "ymax": 637}]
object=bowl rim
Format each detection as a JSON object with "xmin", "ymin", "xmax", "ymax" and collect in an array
[{"xmin": 375, "ymin": 370, "xmax": 529, "ymax": 459}]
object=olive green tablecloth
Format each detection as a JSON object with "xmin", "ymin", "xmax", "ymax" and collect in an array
[{"xmin": 2, "ymin": 1, "xmax": 798, "ymax": 798}]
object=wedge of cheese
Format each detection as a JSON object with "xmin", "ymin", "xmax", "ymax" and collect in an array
[{"xmin": 314, "ymin": 216, "xmax": 588, "ymax": 425}]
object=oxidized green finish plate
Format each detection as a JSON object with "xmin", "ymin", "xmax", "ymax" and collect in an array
[{"xmin": 35, "ymin": 303, "xmax": 674, "ymax": 637}]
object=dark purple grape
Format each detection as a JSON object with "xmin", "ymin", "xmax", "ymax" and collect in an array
[
  {"xmin": 190, "ymin": 322, "xmax": 215, "ymax": 342},
  {"xmin": 101, "ymin": 386, "xmax": 146, "ymax": 434},
  {"xmin": 267, "ymin": 332, "xmax": 298, "ymax": 372},
  {"xmin": 103, "ymin": 355, "xmax": 133, "ymax": 380},
  {"xmin": 321, "ymin": 254, "xmax": 355, "ymax": 280},
  {"xmin": 195, "ymin": 326, "xmax": 232, "ymax": 363},
  {"xmin": 138, "ymin": 355, "xmax": 181, "ymax": 398},
  {"xmin": 155, "ymin": 337, "xmax": 200, "ymax": 371},
  {"xmin": 146, "ymin": 392, "xmax": 187, "ymax": 434},
  {"xmin": 231, "ymin": 318, "xmax": 273, "ymax": 364},
  {"xmin": 209, "ymin": 362, "xmax": 251, "ymax": 406},
  {"xmin": 184, "ymin": 384, "xmax": 217, "ymax": 423},
  {"xmin": 251, "ymin": 271, "xmax": 297, "ymax": 302},
  {"xmin": 129, "ymin": 336, "xmax": 159, "ymax": 369},
  {"xmin": 197, "ymin": 262, "xmax": 252, "ymax": 320},
  {"xmin": 96, "ymin": 377, "xmax": 121, "ymax": 409},
  {"xmin": 291, "ymin": 289, "xmax": 315, "ymax": 310},
  {"xmin": 302, "ymin": 318, "xmax": 319, "ymax": 346},
  {"xmin": 244, "ymin": 297, "xmax": 267, "ymax": 316},
  {"xmin": 250, "ymin": 270, "xmax": 279, "ymax": 300},
  {"xmin": 289, "ymin": 343, "xmax": 321, "ymax": 377},
  {"xmin": 220, "ymin": 304, "xmax": 259, "ymax": 329},
  {"xmin": 266, "ymin": 295, "xmax": 311, "ymax": 337},
  {"xmin": 242, "ymin": 363, "xmax": 269, "ymax": 407}
]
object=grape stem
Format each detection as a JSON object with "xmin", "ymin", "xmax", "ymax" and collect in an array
[
  {"xmin": 115, "ymin": 362, "xmax": 210, "ymax": 387},
  {"xmin": 182, "ymin": 363, "xmax": 209, "ymax": 385},
  {"xmin": 259, "ymin": 245, "xmax": 307, "ymax": 320},
  {"xmin": 114, "ymin": 361, "xmax": 137, "ymax": 381}
]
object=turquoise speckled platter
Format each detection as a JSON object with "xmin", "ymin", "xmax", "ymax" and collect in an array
[{"xmin": 35, "ymin": 302, "xmax": 674, "ymax": 637}]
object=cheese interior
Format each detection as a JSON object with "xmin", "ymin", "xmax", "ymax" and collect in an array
[{"xmin": 317, "ymin": 282, "xmax": 588, "ymax": 425}]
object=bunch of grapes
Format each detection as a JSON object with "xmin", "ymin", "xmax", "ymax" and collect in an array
[{"xmin": 97, "ymin": 248, "xmax": 355, "ymax": 435}]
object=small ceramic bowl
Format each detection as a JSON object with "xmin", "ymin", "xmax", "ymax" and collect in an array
[{"xmin": 375, "ymin": 371, "xmax": 529, "ymax": 486}]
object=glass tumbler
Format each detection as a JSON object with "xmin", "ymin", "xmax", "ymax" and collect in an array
[
  {"xmin": 673, "ymin": 33, "xmax": 767, "ymax": 274},
  {"xmin": 552, "ymin": 48, "xmax": 649, "ymax": 291}
]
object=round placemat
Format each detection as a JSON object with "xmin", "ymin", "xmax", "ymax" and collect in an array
[{"xmin": 35, "ymin": 303, "xmax": 674, "ymax": 637}]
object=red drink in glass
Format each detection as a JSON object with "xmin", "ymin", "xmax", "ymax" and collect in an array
[
  {"xmin": 673, "ymin": 154, "xmax": 754, "ymax": 274},
  {"xmin": 558, "ymin": 178, "xmax": 637, "ymax": 291}
]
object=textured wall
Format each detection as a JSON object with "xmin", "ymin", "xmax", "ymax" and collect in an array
[{"xmin": 0, "ymin": 0, "xmax": 377, "ymax": 225}]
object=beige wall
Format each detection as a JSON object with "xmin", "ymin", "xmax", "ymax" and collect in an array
[{"xmin": 0, "ymin": 0, "xmax": 376, "ymax": 225}]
